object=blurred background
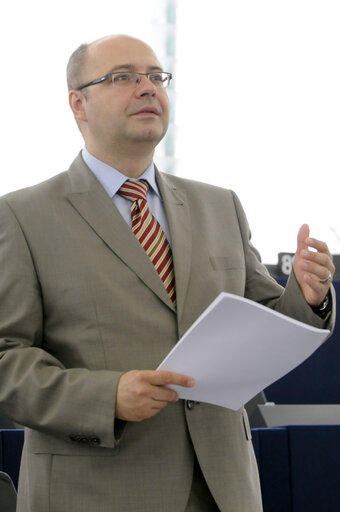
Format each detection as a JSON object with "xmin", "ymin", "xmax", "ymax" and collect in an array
[{"xmin": 1, "ymin": 0, "xmax": 339, "ymax": 263}]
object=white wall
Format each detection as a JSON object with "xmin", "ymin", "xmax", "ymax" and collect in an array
[
  {"xmin": 0, "ymin": 0, "xmax": 170, "ymax": 190},
  {"xmin": 175, "ymin": 1, "xmax": 340, "ymax": 262}
]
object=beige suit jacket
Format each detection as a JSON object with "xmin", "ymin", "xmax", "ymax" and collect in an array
[{"xmin": 0, "ymin": 154, "xmax": 335, "ymax": 512}]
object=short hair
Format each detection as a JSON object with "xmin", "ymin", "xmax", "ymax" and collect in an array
[{"xmin": 66, "ymin": 43, "xmax": 89, "ymax": 91}]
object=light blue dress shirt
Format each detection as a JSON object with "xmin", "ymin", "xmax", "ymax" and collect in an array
[{"xmin": 82, "ymin": 147, "xmax": 171, "ymax": 244}]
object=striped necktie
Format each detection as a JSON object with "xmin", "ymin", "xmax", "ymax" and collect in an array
[{"xmin": 118, "ymin": 180, "xmax": 176, "ymax": 306}]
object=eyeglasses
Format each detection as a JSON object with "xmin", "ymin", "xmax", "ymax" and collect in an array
[{"xmin": 77, "ymin": 71, "xmax": 172, "ymax": 91}]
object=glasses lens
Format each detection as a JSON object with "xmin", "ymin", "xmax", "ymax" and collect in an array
[
  {"xmin": 148, "ymin": 73, "xmax": 170, "ymax": 88},
  {"xmin": 111, "ymin": 72, "xmax": 171, "ymax": 88},
  {"xmin": 112, "ymin": 72, "xmax": 138, "ymax": 87}
]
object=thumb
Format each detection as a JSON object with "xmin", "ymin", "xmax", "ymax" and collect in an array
[{"xmin": 296, "ymin": 223, "xmax": 310, "ymax": 252}]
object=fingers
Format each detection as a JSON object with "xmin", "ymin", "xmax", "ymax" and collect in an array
[
  {"xmin": 115, "ymin": 370, "xmax": 195, "ymax": 422},
  {"xmin": 300, "ymin": 237, "xmax": 335, "ymax": 282},
  {"xmin": 300, "ymin": 250, "xmax": 332, "ymax": 275},
  {"xmin": 146, "ymin": 370, "xmax": 195, "ymax": 388},
  {"xmin": 302, "ymin": 272, "xmax": 330, "ymax": 296},
  {"xmin": 294, "ymin": 224, "xmax": 334, "ymax": 306},
  {"xmin": 296, "ymin": 224, "xmax": 310, "ymax": 252},
  {"xmin": 305, "ymin": 235, "xmax": 332, "ymax": 259},
  {"xmin": 296, "ymin": 225, "xmax": 334, "ymax": 278}
]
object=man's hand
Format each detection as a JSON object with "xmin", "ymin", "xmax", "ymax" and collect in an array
[
  {"xmin": 115, "ymin": 370, "xmax": 195, "ymax": 422},
  {"xmin": 293, "ymin": 224, "xmax": 335, "ymax": 306}
]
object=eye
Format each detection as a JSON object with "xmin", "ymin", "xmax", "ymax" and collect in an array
[
  {"xmin": 113, "ymin": 73, "xmax": 134, "ymax": 83},
  {"xmin": 149, "ymin": 73, "xmax": 164, "ymax": 83}
]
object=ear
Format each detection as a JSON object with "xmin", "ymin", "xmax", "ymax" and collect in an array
[{"xmin": 69, "ymin": 90, "xmax": 88, "ymax": 123}]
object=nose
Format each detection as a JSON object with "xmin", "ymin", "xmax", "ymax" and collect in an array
[{"xmin": 134, "ymin": 74, "xmax": 157, "ymax": 97}]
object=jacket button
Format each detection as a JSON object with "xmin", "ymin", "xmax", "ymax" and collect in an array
[
  {"xmin": 187, "ymin": 400, "xmax": 195, "ymax": 410},
  {"xmin": 69, "ymin": 434, "xmax": 81, "ymax": 442},
  {"xmin": 89, "ymin": 436, "xmax": 101, "ymax": 446},
  {"xmin": 69, "ymin": 433, "xmax": 101, "ymax": 445}
]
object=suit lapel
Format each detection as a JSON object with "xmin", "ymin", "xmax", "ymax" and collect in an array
[
  {"xmin": 66, "ymin": 154, "xmax": 175, "ymax": 311},
  {"xmin": 156, "ymin": 170, "xmax": 192, "ymax": 322}
]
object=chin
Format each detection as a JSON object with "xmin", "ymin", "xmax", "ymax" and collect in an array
[{"xmin": 132, "ymin": 127, "xmax": 167, "ymax": 144}]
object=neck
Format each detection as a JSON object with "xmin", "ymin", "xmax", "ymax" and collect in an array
[{"xmin": 85, "ymin": 144, "xmax": 155, "ymax": 179}]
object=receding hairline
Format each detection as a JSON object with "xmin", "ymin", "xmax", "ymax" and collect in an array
[
  {"xmin": 66, "ymin": 34, "xmax": 158, "ymax": 91},
  {"xmin": 66, "ymin": 42, "xmax": 89, "ymax": 91}
]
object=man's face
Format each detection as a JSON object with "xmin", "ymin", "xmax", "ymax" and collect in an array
[{"xmin": 78, "ymin": 36, "xmax": 170, "ymax": 156}]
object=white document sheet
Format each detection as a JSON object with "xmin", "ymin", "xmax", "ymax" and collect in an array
[{"xmin": 157, "ymin": 292, "xmax": 330, "ymax": 410}]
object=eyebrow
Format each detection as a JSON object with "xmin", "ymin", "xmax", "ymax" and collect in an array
[{"xmin": 108, "ymin": 64, "xmax": 164, "ymax": 73}]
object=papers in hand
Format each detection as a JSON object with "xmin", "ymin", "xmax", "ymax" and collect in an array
[{"xmin": 157, "ymin": 292, "xmax": 330, "ymax": 410}]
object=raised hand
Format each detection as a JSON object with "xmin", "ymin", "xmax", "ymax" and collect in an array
[{"xmin": 293, "ymin": 224, "xmax": 334, "ymax": 306}]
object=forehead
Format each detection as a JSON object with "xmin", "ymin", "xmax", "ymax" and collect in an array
[{"xmin": 87, "ymin": 37, "xmax": 162, "ymax": 75}]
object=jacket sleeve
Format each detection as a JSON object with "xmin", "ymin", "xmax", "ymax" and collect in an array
[
  {"xmin": 0, "ymin": 199, "xmax": 123, "ymax": 448},
  {"xmin": 231, "ymin": 190, "xmax": 335, "ymax": 333}
]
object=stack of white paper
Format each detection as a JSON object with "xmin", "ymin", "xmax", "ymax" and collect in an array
[{"xmin": 157, "ymin": 292, "xmax": 330, "ymax": 410}]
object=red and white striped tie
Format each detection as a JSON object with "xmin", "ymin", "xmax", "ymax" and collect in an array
[{"xmin": 118, "ymin": 180, "xmax": 176, "ymax": 306}]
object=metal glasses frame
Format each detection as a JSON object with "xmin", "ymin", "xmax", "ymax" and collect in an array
[{"xmin": 77, "ymin": 71, "xmax": 172, "ymax": 91}]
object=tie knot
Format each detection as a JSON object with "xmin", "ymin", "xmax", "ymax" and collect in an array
[{"xmin": 119, "ymin": 180, "xmax": 149, "ymax": 203}]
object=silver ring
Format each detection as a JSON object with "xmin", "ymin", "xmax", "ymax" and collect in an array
[{"xmin": 319, "ymin": 271, "xmax": 332, "ymax": 284}]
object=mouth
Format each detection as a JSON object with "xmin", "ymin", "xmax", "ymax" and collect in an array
[{"xmin": 131, "ymin": 106, "xmax": 160, "ymax": 117}]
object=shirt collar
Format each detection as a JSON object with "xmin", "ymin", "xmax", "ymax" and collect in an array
[{"xmin": 82, "ymin": 146, "xmax": 161, "ymax": 199}]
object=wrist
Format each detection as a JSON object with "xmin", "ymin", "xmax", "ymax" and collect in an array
[{"xmin": 311, "ymin": 293, "xmax": 331, "ymax": 318}]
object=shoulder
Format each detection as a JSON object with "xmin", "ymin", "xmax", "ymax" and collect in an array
[
  {"xmin": 157, "ymin": 170, "xmax": 250, "ymax": 231},
  {"xmin": 0, "ymin": 172, "xmax": 69, "ymax": 209},
  {"xmin": 157, "ymin": 170, "xmax": 237, "ymax": 202},
  {"xmin": 156, "ymin": 171, "xmax": 247, "ymax": 221},
  {"xmin": 0, "ymin": 153, "xmax": 87, "ymax": 213}
]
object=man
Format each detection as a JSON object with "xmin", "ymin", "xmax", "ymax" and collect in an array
[{"xmin": 0, "ymin": 35, "xmax": 335, "ymax": 512}]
